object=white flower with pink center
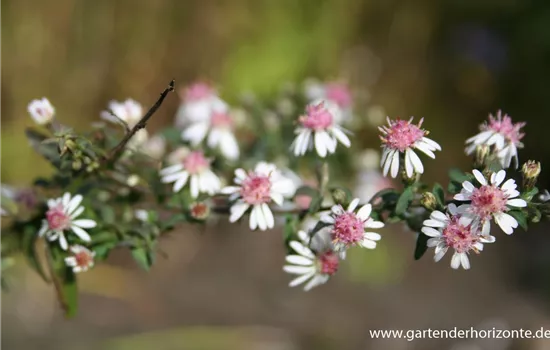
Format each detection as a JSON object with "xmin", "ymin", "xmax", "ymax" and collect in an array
[
  {"xmin": 64, "ymin": 245, "xmax": 96, "ymax": 273},
  {"xmin": 283, "ymin": 230, "xmax": 339, "ymax": 291},
  {"xmin": 28, "ymin": 98, "xmax": 55, "ymax": 125},
  {"xmin": 379, "ymin": 117, "xmax": 441, "ymax": 178},
  {"xmin": 320, "ymin": 198, "xmax": 384, "ymax": 251},
  {"xmin": 181, "ymin": 101, "xmax": 239, "ymax": 160},
  {"xmin": 175, "ymin": 82, "xmax": 228, "ymax": 127},
  {"xmin": 38, "ymin": 193, "xmax": 96, "ymax": 251},
  {"xmin": 465, "ymin": 111, "xmax": 525, "ymax": 168},
  {"xmin": 305, "ymin": 81, "xmax": 353, "ymax": 123},
  {"xmin": 422, "ymin": 204, "xmax": 495, "ymax": 270},
  {"xmin": 221, "ymin": 162, "xmax": 296, "ymax": 231},
  {"xmin": 291, "ymin": 100, "xmax": 351, "ymax": 158},
  {"xmin": 160, "ymin": 148, "xmax": 221, "ymax": 198},
  {"xmin": 100, "ymin": 99, "xmax": 143, "ymax": 128},
  {"xmin": 454, "ymin": 169, "xmax": 527, "ymax": 234}
]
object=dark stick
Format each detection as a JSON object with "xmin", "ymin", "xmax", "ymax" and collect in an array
[{"xmin": 105, "ymin": 79, "xmax": 175, "ymax": 163}]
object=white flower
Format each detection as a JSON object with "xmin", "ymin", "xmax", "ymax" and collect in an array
[
  {"xmin": 320, "ymin": 198, "xmax": 384, "ymax": 251},
  {"xmin": 454, "ymin": 169, "xmax": 527, "ymax": 234},
  {"xmin": 141, "ymin": 135, "xmax": 166, "ymax": 159},
  {"xmin": 283, "ymin": 230, "xmax": 339, "ymax": 291},
  {"xmin": 291, "ymin": 100, "xmax": 351, "ymax": 158},
  {"xmin": 379, "ymin": 117, "xmax": 441, "ymax": 178},
  {"xmin": 175, "ymin": 82, "xmax": 226, "ymax": 127},
  {"xmin": 160, "ymin": 148, "xmax": 221, "ymax": 198},
  {"xmin": 100, "ymin": 99, "xmax": 143, "ymax": 128},
  {"xmin": 540, "ymin": 190, "xmax": 550, "ymax": 202},
  {"xmin": 134, "ymin": 209, "xmax": 149, "ymax": 222},
  {"xmin": 421, "ymin": 204, "xmax": 495, "ymax": 270},
  {"xmin": 221, "ymin": 162, "xmax": 296, "ymax": 231},
  {"xmin": 181, "ymin": 98, "xmax": 239, "ymax": 160},
  {"xmin": 64, "ymin": 245, "xmax": 95, "ymax": 273},
  {"xmin": 38, "ymin": 193, "xmax": 96, "ymax": 250},
  {"xmin": 28, "ymin": 98, "xmax": 55, "ymax": 125},
  {"xmin": 465, "ymin": 111, "xmax": 525, "ymax": 169},
  {"xmin": 304, "ymin": 80, "xmax": 353, "ymax": 123}
]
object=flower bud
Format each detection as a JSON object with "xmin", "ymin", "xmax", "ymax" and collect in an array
[
  {"xmin": 189, "ymin": 202, "xmax": 210, "ymax": 221},
  {"xmin": 27, "ymin": 98, "xmax": 55, "ymax": 125},
  {"xmin": 331, "ymin": 188, "xmax": 348, "ymax": 206},
  {"xmin": 474, "ymin": 145, "xmax": 490, "ymax": 167},
  {"xmin": 72, "ymin": 160, "xmax": 82, "ymax": 171},
  {"xmin": 522, "ymin": 160, "xmax": 541, "ymax": 189},
  {"xmin": 421, "ymin": 192, "xmax": 438, "ymax": 211}
]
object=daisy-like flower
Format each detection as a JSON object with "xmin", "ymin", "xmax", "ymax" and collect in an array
[
  {"xmin": 465, "ymin": 111, "xmax": 525, "ymax": 168},
  {"xmin": 283, "ymin": 230, "xmax": 339, "ymax": 291},
  {"xmin": 181, "ymin": 100, "xmax": 239, "ymax": 160},
  {"xmin": 28, "ymin": 98, "xmax": 55, "ymax": 125},
  {"xmin": 221, "ymin": 162, "xmax": 296, "ymax": 231},
  {"xmin": 100, "ymin": 99, "xmax": 143, "ymax": 128},
  {"xmin": 421, "ymin": 204, "xmax": 495, "ymax": 270},
  {"xmin": 291, "ymin": 100, "xmax": 351, "ymax": 158},
  {"xmin": 64, "ymin": 245, "xmax": 96, "ymax": 273},
  {"xmin": 454, "ymin": 169, "xmax": 527, "ymax": 234},
  {"xmin": 175, "ymin": 82, "xmax": 227, "ymax": 127},
  {"xmin": 38, "ymin": 193, "xmax": 96, "ymax": 250},
  {"xmin": 379, "ymin": 117, "xmax": 441, "ymax": 178},
  {"xmin": 320, "ymin": 198, "xmax": 384, "ymax": 251},
  {"xmin": 305, "ymin": 81, "xmax": 353, "ymax": 123},
  {"xmin": 160, "ymin": 148, "xmax": 221, "ymax": 198}
]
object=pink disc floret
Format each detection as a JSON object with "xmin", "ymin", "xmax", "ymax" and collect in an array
[
  {"xmin": 300, "ymin": 102, "xmax": 333, "ymax": 130},
  {"xmin": 325, "ymin": 82, "xmax": 352, "ymax": 109},
  {"xmin": 485, "ymin": 111, "xmax": 525, "ymax": 144},
  {"xmin": 211, "ymin": 111, "xmax": 233, "ymax": 128},
  {"xmin": 469, "ymin": 185, "xmax": 508, "ymax": 220},
  {"xmin": 183, "ymin": 82, "xmax": 214, "ymax": 102},
  {"xmin": 240, "ymin": 173, "xmax": 272, "ymax": 205},
  {"xmin": 46, "ymin": 205, "xmax": 71, "ymax": 231},
  {"xmin": 380, "ymin": 118, "xmax": 426, "ymax": 152},
  {"xmin": 319, "ymin": 251, "xmax": 339, "ymax": 275},
  {"xmin": 332, "ymin": 212, "xmax": 365, "ymax": 246},
  {"xmin": 183, "ymin": 151, "xmax": 210, "ymax": 174},
  {"xmin": 442, "ymin": 217, "xmax": 480, "ymax": 253},
  {"xmin": 74, "ymin": 250, "xmax": 94, "ymax": 268}
]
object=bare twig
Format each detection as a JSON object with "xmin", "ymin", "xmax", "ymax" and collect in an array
[{"xmin": 105, "ymin": 80, "xmax": 175, "ymax": 163}]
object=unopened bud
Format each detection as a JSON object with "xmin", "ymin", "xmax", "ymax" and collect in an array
[
  {"xmin": 72, "ymin": 160, "xmax": 82, "ymax": 171},
  {"xmin": 331, "ymin": 188, "xmax": 348, "ymax": 206},
  {"xmin": 127, "ymin": 174, "xmax": 140, "ymax": 187},
  {"xmin": 421, "ymin": 192, "xmax": 438, "ymax": 211},
  {"xmin": 189, "ymin": 202, "xmax": 210, "ymax": 220},
  {"xmin": 474, "ymin": 145, "xmax": 490, "ymax": 167},
  {"xmin": 65, "ymin": 139, "xmax": 77, "ymax": 152},
  {"xmin": 522, "ymin": 160, "xmax": 541, "ymax": 189}
]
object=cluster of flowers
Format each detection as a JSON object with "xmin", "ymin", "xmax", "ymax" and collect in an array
[{"xmin": 24, "ymin": 81, "xmax": 538, "ymax": 292}]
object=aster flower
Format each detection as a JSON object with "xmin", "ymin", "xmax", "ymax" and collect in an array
[
  {"xmin": 283, "ymin": 230, "xmax": 339, "ymax": 291},
  {"xmin": 465, "ymin": 111, "xmax": 525, "ymax": 168},
  {"xmin": 64, "ymin": 245, "xmax": 95, "ymax": 273},
  {"xmin": 100, "ymin": 99, "xmax": 143, "ymax": 128},
  {"xmin": 305, "ymin": 81, "xmax": 353, "ymax": 123},
  {"xmin": 175, "ymin": 82, "xmax": 227, "ymax": 127},
  {"xmin": 181, "ymin": 99, "xmax": 239, "ymax": 160},
  {"xmin": 379, "ymin": 117, "xmax": 441, "ymax": 178},
  {"xmin": 421, "ymin": 204, "xmax": 495, "ymax": 270},
  {"xmin": 291, "ymin": 100, "xmax": 351, "ymax": 158},
  {"xmin": 38, "ymin": 193, "xmax": 96, "ymax": 250},
  {"xmin": 221, "ymin": 162, "xmax": 296, "ymax": 231},
  {"xmin": 320, "ymin": 198, "xmax": 384, "ymax": 251},
  {"xmin": 160, "ymin": 148, "xmax": 221, "ymax": 198},
  {"xmin": 28, "ymin": 98, "xmax": 55, "ymax": 125},
  {"xmin": 454, "ymin": 169, "xmax": 527, "ymax": 234}
]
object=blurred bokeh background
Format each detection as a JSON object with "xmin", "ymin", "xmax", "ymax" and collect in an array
[{"xmin": 2, "ymin": 0, "xmax": 550, "ymax": 349}]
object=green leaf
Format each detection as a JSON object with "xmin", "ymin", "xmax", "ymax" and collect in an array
[
  {"xmin": 414, "ymin": 232, "xmax": 430, "ymax": 260},
  {"xmin": 448, "ymin": 168, "xmax": 470, "ymax": 183},
  {"xmin": 508, "ymin": 210, "xmax": 528, "ymax": 230},
  {"xmin": 395, "ymin": 187, "xmax": 414, "ymax": 216},
  {"xmin": 521, "ymin": 187, "xmax": 539, "ymax": 202},
  {"xmin": 22, "ymin": 228, "xmax": 51, "ymax": 283},
  {"xmin": 60, "ymin": 269, "xmax": 78, "ymax": 318},
  {"xmin": 48, "ymin": 246, "xmax": 78, "ymax": 318},
  {"xmin": 294, "ymin": 185, "xmax": 319, "ymax": 198},
  {"xmin": 131, "ymin": 247, "xmax": 152, "ymax": 271},
  {"xmin": 25, "ymin": 128, "xmax": 62, "ymax": 168},
  {"xmin": 432, "ymin": 183, "xmax": 445, "ymax": 208},
  {"xmin": 283, "ymin": 214, "xmax": 297, "ymax": 245},
  {"xmin": 308, "ymin": 194, "xmax": 323, "ymax": 214},
  {"xmin": 159, "ymin": 127, "xmax": 182, "ymax": 145}
]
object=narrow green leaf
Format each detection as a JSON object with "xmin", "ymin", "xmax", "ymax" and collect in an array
[
  {"xmin": 448, "ymin": 168, "xmax": 470, "ymax": 183},
  {"xmin": 432, "ymin": 183, "xmax": 445, "ymax": 208},
  {"xmin": 508, "ymin": 210, "xmax": 528, "ymax": 230},
  {"xmin": 521, "ymin": 187, "xmax": 539, "ymax": 202},
  {"xmin": 395, "ymin": 187, "xmax": 414, "ymax": 216},
  {"xmin": 414, "ymin": 232, "xmax": 430, "ymax": 260},
  {"xmin": 61, "ymin": 269, "xmax": 78, "ymax": 318},
  {"xmin": 131, "ymin": 247, "xmax": 151, "ymax": 271}
]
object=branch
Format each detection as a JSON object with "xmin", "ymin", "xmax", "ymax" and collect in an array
[{"xmin": 105, "ymin": 80, "xmax": 175, "ymax": 163}]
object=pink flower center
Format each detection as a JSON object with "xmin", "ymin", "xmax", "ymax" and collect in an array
[
  {"xmin": 325, "ymin": 83, "xmax": 352, "ymax": 109},
  {"xmin": 211, "ymin": 111, "xmax": 233, "ymax": 128},
  {"xmin": 46, "ymin": 205, "xmax": 70, "ymax": 231},
  {"xmin": 299, "ymin": 102, "xmax": 333, "ymax": 130},
  {"xmin": 183, "ymin": 83, "xmax": 214, "ymax": 102},
  {"xmin": 442, "ymin": 217, "xmax": 480, "ymax": 253},
  {"xmin": 240, "ymin": 174, "xmax": 272, "ymax": 205},
  {"xmin": 381, "ymin": 119, "xmax": 426, "ymax": 152},
  {"xmin": 74, "ymin": 251, "xmax": 93, "ymax": 268},
  {"xmin": 183, "ymin": 151, "xmax": 209, "ymax": 174},
  {"xmin": 332, "ymin": 212, "xmax": 365, "ymax": 246},
  {"xmin": 469, "ymin": 185, "xmax": 508, "ymax": 220},
  {"xmin": 319, "ymin": 251, "xmax": 339, "ymax": 275},
  {"xmin": 486, "ymin": 112, "xmax": 525, "ymax": 144}
]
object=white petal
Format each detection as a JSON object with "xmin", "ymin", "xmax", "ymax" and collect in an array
[
  {"xmin": 71, "ymin": 225, "xmax": 91, "ymax": 242},
  {"xmin": 364, "ymin": 232, "xmax": 381, "ymax": 241},
  {"xmin": 421, "ymin": 137, "xmax": 441, "ymax": 151},
  {"xmin": 66, "ymin": 194, "xmax": 83, "ymax": 215},
  {"xmin": 289, "ymin": 272, "xmax": 315, "ymax": 287},
  {"xmin": 72, "ymin": 219, "xmax": 97, "ymax": 229},
  {"xmin": 229, "ymin": 202, "xmax": 250, "ymax": 223},
  {"xmin": 382, "ymin": 150, "xmax": 393, "ymax": 177},
  {"xmin": 427, "ymin": 238, "xmax": 440, "ymax": 247},
  {"xmin": 283, "ymin": 265, "xmax": 315, "ymax": 275},
  {"xmin": 460, "ymin": 253, "xmax": 470, "ymax": 270},
  {"xmin": 356, "ymin": 204, "xmax": 372, "ymax": 221},
  {"xmin": 454, "ymin": 192, "xmax": 471, "ymax": 201},
  {"xmin": 404, "ymin": 149, "xmax": 414, "ymax": 178},
  {"xmin": 285, "ymin": 255, "xmax": 314, "ymax": 266},
  {"xmin": 390, "ymin": 150, "xmax": 400, "ymax": 178},
  {"xmin": 414, "ymin": 142, "xmax": 436, "ymax": 159},
  {"xmin": 492, "ymin": 170, "xmax": 506, "ymax": 186},
  {"xmin": 434, "ymin": 246, "xmax": 448, "ymax": 262},
  {"xmin": 190, "ymin": 175, "xmax": 200, "ymax": 198},
  {"xmin": 450, "ymin": 252, "xmax": 462, "ymax": 269},
  {"xmin": 58, "ymin": 233, "xmax": 69, "ymax": 250},
  {"xmin": 289, "ymin": 241, "xmax": 315, "ymax": 259},
  {"xmin": 254, "ymin": 205, "xmax": 267, "ymax": 231},
  {"xmin": 347, "ymin": 198, "xmax": 360, "ymax": 212},
  {"xmin": 422, "ymin": 226, "xmax": 441, "ymax": 237},
  {"xmin": 472, "ymin": 169, "xmax": 487, "ymax": 185},
  {"xmin": 314, "ymin": 132, "xmax": 328, "ymax": 157},
  {"xmin": 360, "ymin": 239, "xmax": 377, "ymax": 249},
  {"xmin": 494, "ymin": 212, "xmax": 517, "ymax": 235},
  {"xmin": 423, "ymin": 219, "xmax": 445, "ymax": 228},
  {"xmin": 430, "ymin": 211, "xmax": 448, "ymax": 222},
  {"xmin": 270, "ymin": 193, "xmax": 284, "ymax": 206},
  {"xmin": 249, "ymin": 207, "xmax": 258, "ymax": 230},
  {"xmin": 320, "ymin": 215, "xmax": 335, "ymax": 224},
  {"xmin": 507, "ymin": 199, "xmax": 527, "ymax": 208},
  {"xmin": 365, "ymin": 220, "xmax": 384, "ymax": 229},
  {"xmin": 261, "ymin": 203, "xmax": 275, "ymax": 229},
  {"xmin": 220, "ymin": 132, "xmax": 240, "ymax": 160},
  {"xmin": 70, "ymin": 206, "xmax": 84, "ymax": 219},
  {"xmin": 62, "ymin": 192, "xmax": 71, "ymax": 207},
  {"xmin": 303, "ymin": 274, "xmax": 328, "ymax": 291},
  {"xmin": 501, "ymin": 178, "xmax": 517, "ymax": 192},
  {"xmin": 182, "ymin": 122, "xmax": 209, "ymax": 145},
  {"xmin": 221, "ymin": 186, "xmax": 241, "ymax": 195},
  {"xmin": 331, "ymin": 127, "xmax": 351, "ymax": 147},
  {"xmin": 160, "ymin": 164, "xmax": 184, "ymax": 176},
  {"xmin": 408, "ymin": 149, "xmax": 424, "ymax": 174},
  {"xmin": 173, "ymin": 174, "xmax": 190, "ymax": 192},
  {"xmin": 462, "ymin": 181, "xmax": 475, "ymax": 193}
]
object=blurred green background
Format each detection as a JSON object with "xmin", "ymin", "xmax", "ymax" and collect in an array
[{"xmin": 2, "ymin": 0, "xmax": 550, "ymax": 349}]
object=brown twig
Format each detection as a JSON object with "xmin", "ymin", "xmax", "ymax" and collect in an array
[{"xmin": 104, "ymin": 79, "xmax": 175, "ymax": 163}]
